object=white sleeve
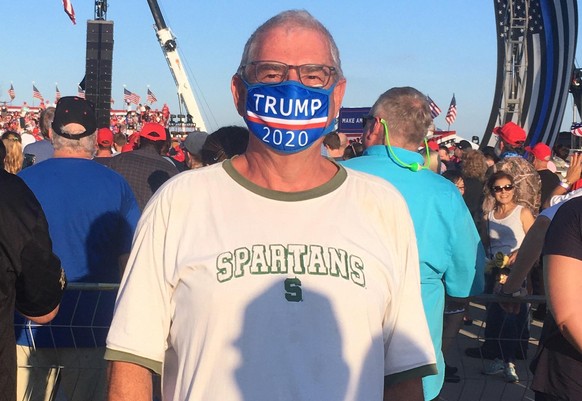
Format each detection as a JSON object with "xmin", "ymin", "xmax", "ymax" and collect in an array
[{"xmin": 106, "ymin": 196, "xmax": 172, "ymax": 365}]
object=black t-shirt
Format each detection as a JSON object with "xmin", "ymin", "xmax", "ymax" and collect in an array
[
  {"xmin": 538, "ymin": 169, "xmax": 561, "ymax": 210},
  {"xmin": 462, "ymin": 177, "xmax": 484, "ymax": 227},
  {"xmin": 531, "ymin": 197, "xmax": 582, "ymax": 398},
  {"xmin": 0, "ymin": 170, "xmax": 65, "ymax": 400}
]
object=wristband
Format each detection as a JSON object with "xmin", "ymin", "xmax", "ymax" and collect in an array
[{"xmin": 559, "ymin": 181, "xmax": 571, "ymax": 191}]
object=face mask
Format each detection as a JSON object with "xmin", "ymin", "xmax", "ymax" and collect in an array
[{"xmin": 242, "ymin": 80, "xmax": 337, "ymax": 154}]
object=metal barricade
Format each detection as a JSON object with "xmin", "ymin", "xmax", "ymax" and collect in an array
[
  {"xmin": 15, "ymin": 283, "xmax": 120, "ymax": 401},
  {"xmin": 439, "ymin": 294, "xmax": 546, "ymax": 401},
  {"xmin": 15, "ymin": 285, "xmax": 546, "ymax": 401}
]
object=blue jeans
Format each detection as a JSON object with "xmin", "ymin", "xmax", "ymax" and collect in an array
[{"xmin": 482, "ymin": 302, "xmax": 530, "ymax": 360}]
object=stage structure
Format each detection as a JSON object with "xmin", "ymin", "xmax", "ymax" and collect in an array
[
  {"xmin": 482, "ymin": 0, "xmax": 578, "ymax": 149},
  {"xmin": 85, "ymin": 1, "xmax": 113, "ymax": 128}
]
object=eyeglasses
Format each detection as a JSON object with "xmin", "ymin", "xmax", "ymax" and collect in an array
[
  {"xmin": 5, "ymin": 136, "xmax": 20, "ymax": 142},
  {"xmin": 240, "ymin": 61, "xmax": 337, "ymax": 88},
  {"xmin": 492, "ymin": 184, "xmax": 514, "ymax": 193},
  {"xmin": 362, "ymin": 115, "xmax": 377, "ymax": 128}
]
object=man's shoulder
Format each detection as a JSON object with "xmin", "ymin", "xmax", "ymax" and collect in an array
[
  {"xmin": 538, "ymin": 168, "xmax": 560, "ymax": 181},
  {"xmin": 498, "ymin": 156, "xmax": 538, "ymax": 174},
  {"xmin": 342, "ymin": 166, "xmax": 408, "ymax": 200},
  {"xmin": 110, "ymin": 149, "xmax": 178, "ymax": 171}
]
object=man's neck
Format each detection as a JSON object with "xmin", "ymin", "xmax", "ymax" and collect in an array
[
  {"xmin": 95, "ymin": 149, "xmax": 113, "ymax": 157},
  {"xmin": 53, "ymin": 149, "xmax": 93, "ymax": 159},
  {"xmin": 231, "ymin": 140, "xmax": 338, "ymax": 192}
]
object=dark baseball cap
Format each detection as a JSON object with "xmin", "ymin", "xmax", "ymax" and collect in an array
[
  {"xmin": 456, "ymin": 140, "xmax": 473, "ymax": 151},
  {"xmin": 51, "ymin": 96, "xmax": 97, "ymax": 140},
  {"xmin": 182, "ymin": 132, "xmax": 209, "ymax": 154}
]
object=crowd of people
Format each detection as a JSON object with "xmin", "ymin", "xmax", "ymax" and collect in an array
[{"xmin": 1, "ymin": 9, "xmax": 581, "ymax": 401}]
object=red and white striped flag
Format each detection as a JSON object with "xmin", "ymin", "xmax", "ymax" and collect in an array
[
  {"xmin": 63, "ymin": 0, "xmax": 76, "ymax": 25},
  {"xmin": 124, "ymin": 88, "xmax": 141, "ymax": 105},
  {"xmin": 571, "ymin": 122, "xmax": 582, "ymax": 137},
  {"xmin": 427, "ymin": 96, "xmax": 441, "ymax": 119},
  {"xmin": 147, "ymin": 88, "xmax": 157, "ymax": 104},
  {"xmin": 445, "ymin": 95, "xmax": 457, "ymax": 125},
  {"xmin": 32, "ymin": 84, "xmax": 44, "ymax": 101},
  {"xmin": 8, "ymin": 84, "xmax": 15, "ymax": 100}
]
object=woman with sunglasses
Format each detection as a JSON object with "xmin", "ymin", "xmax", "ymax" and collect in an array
[{"xmin": 482, "ymin": 171, "xmax": 535, "ymax": 383}]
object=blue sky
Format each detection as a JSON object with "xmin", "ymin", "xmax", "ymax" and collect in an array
[{"xmin": 2, "ymin": 1, "xmax": 580, "ymax": 140}]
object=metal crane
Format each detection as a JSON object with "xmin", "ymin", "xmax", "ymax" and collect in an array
[{"xmin": 146, "ymin": 0, "xmax": 207, "ymax": 131}]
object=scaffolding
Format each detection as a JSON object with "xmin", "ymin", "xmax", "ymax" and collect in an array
[{"xmin": 500, "ymin": 0, "xmax": 529, "ymax": 125}]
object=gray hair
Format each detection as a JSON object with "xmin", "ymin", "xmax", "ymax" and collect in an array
[
  {"xmin": 238, "ymin": 10, "xmax": 343, "ymax": 79},
  {"xmin": 371, "ymin": 87, "xmax": 433, "ymax": 148},
  {"xmin": 52, "ymin": 125, "xmax": 96, "ymax": 156},
  {"xmin": 39, "ymin": 107, "xmax": 55, "ymax": 138}
]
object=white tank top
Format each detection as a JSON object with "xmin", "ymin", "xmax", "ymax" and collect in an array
[{"xmin": 488, "ymin": 204, "xmax": 525, "ymax": 257}]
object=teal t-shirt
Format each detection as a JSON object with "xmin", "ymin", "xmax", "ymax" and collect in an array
[{"xmin": 343, "ymin": 145, "xmax": 485, "ymax": 399}]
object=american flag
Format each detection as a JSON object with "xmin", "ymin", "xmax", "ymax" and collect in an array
[
  {"xmin": 483, "ymin": 0, "xmax": 576, "ymax": 148},
  {"xmin": 77, "ymin": 85, "xmax": 85, "ymax": 99},
  {"xmin": 124, "ymin": 88, "xmax": 141, "ymax": 105},
  {"xmin": 55, "ymin": 85, "xmax": 61, "ymax": 102},
  {"xmin": 427, "ymin": 96, "xmax": 441, "ymax": 119},
  {"xmin": 32, "ymin": 84, "xmax": 43, "ymax": 101},
  {"xmin": 8, "ymin": 84, "xmax": 15, "ymax": 100},
  {"xmin": 571, "ymin": 122, "xmax": 582, "ymax": 137},
  {"xmin": 147, "ymin": 88, "xmax": 157, "ymax": 104},
  {"xmin": 445, "ymin": 95, "xmax": 457, "ymax": 125},
  {"xmin": 63, "ymin": 0, "xmax": 76, "ymax": 25}
]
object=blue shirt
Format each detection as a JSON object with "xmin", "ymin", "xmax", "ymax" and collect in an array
[
  {"xmin": 343, "ymin": 145, "xmax": 485, "ymax": 399},
  {"xmin": 16, "ymin": 158, "xmax": 141, "ymax": 347},
  {"xmin": 23, "ymin": 139, "xmax": 54, "ymax": 165}
]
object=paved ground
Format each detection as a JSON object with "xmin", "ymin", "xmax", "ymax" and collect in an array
[{"xmin": 437, "ymin": 302, "xmax": 542, "ymax": 401}]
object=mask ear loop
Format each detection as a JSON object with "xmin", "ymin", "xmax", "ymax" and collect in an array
[{"xmin": 380, "ymin": 118, "xmax": 428, "ymax": 172}]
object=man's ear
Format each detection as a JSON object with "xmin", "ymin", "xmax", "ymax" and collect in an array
[
  {"xmin": 231, "ymin": 75, "xmax": 247, "ymax": 117},
  {"xmin": 363, "ymin": 120, "xmax": 383, "ymax": 147}
]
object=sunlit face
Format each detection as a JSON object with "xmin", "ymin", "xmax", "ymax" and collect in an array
[
  {"xmin": 492, "ymin": 177, "xmax": 515, "ymax": 205},
  {"xmin": 438, "ymin": 148, "xmax": 450, "ymax": 161},
  {"xmin": 232, "ymin": 26, "xmax": 346, "ymax": 126}
]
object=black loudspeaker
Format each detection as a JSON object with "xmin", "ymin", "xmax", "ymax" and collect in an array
[{"xmin": 85, "ymin": 20, "xmax": 114, "ymax": 128}]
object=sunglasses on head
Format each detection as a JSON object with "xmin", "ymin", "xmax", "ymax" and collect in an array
[{"xmin": 492, "ymin": 184, "xmax": 514, "ymax": 193}]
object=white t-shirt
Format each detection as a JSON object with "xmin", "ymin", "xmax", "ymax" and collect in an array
[
  {"xmin": 106, "ymin": 160, "xmax": 436, "ymax": 401},
  {"xmin": 20, "ymin": 132, "xmax": 36, "ymax": 148}
]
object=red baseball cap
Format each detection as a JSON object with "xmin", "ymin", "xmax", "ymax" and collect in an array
[
  {"xmin": 139, "ymin": 122, "xmax": 167, "ymax": 141},
  {"xmin": 493, "ymin": 122, "xmax": 526, "ymax": 146},
  {"xmin": 525, "ymin": 142, "xmax": 551, "ymax": 161},
  {"xmin": 427, "ymin": 141, "xmax": 439, "ymax": 152},
  {"xmin": 97, "ymin": 127, "xmax": 113, "ymax": 146}
]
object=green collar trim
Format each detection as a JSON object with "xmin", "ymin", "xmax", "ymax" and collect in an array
[{"xmin": 222, "ymin": 158, "xmax": 347, "ymax": 201}]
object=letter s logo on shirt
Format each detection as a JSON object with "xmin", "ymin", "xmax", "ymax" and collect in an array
[{"xmin": 284, "ymin": 277, "xmax": 303, "ymax": 302}]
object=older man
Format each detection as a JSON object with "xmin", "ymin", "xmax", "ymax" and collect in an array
[
  {"xmin": 16, "ymin": 96, "xmax": 140, "ymax": 401},
  {"xmin": 342, "ymin": 87, "xmax": 484, "ymax": 400},
  {"xmin": 106, "ymin": 11, "xmax": 436, "ymax": 401}
]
